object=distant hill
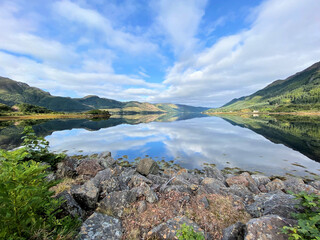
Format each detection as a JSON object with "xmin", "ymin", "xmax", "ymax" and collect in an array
[
  {"xmin": 0, "ymin": 77, "xmax": 209, "ymax": 113},
  {"xmin": 206, "ymin": 61, "xmax": 320, "ymax": 113}
]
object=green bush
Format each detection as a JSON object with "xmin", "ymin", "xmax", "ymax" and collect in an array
[
  {"xmin": 17, "ymin": 103, "xmax": 53, "ymax": 114},
  {"xmin": 283, "ymin": 192, "xmax": 320, "ymax": 240},
  {"xmin": 0, "ymin": 127, "xmax": 79, "ymax": 239},
  {"xmin": 176, "ymin": 223, "xmax": 205, "ymax": 240},
  {"xmin": 86, "ymin": 109, "xmax": 110, "ymax": 115},
  {"xmin": 22, "ymin": 126, "xmax": 65, "ymax": 168}
]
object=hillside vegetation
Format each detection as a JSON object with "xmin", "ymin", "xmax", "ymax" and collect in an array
[
  {"xmin": 0, "ymin": 77, "xmax": 208, "ymax": 114},
  {"xmin": 206, "ymin": 61, "xmax": 320, "ymax": 113}
]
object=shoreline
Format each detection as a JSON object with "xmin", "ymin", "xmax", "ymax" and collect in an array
[
  {"xmin": 52, "ymin": 153, "xmax": 320, "ymax": 239},
  {"xmin": 0, "ymin": 113, "xmax": 111, "ymax": 121},
  {"xmin": 205, "ymin": 111, "xmax": 320, "ymax": 116}
]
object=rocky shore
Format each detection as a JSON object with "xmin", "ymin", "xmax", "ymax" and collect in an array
[{"xmin": 50, "ymin": 152, "xmax": 320, "ymax": 240}]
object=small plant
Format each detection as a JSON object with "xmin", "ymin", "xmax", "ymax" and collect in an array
[
  {"xmin": 283, "ymin": 192, "xmax": 320, "ymax": 240},
  {"xmin": 22, "ymin": 126, "xmax": 65, "ymax": 168},
  {"xmin": 176, "ymin": 223, "xmax": 205, "ymax": 240},
  {"xmin": 0, "ymin": 127, "xmax": 79, "ymax": 239}
]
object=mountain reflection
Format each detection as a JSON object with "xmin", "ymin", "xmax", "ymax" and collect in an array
[{"xmin": 0, "ymin": 113, "xmax": 320, "ymax": 178}]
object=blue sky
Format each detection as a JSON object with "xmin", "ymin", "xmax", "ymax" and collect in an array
[{"xmin": 0, "ymin": 0, "xmax": 319, "ymax": 107}]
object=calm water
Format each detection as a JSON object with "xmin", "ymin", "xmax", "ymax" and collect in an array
[{"xmin": 1, "ymin": 114, "xmax": 320, "ymax": 178}]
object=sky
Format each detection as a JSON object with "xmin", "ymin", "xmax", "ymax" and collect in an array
[{"xmin": 0, "ymin": 0, "xmax": 319, "ymax": 107}]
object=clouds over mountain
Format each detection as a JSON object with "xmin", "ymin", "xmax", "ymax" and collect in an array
[{"xmin": 0, "ymin": 0, "xmax": 319, "ymax": 106}]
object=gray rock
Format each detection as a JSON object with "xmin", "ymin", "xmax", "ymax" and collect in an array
[
  {"xmin": 147, "ymin": 174, "xmax": 169, "ymax": 185},
  {"xmin": 310, "ymin": 180, "xmax": 320, "ymax": 190},
  {"xmin": 128, "ymin": 174, "xmax": 153, "ymax": 188},
  {"xmin": 56, "ymin": 157, "xmax": 78, "ymax": 178},
  {"xmin": 204, "ymin": 166, "xmax": 225, "ymax": 182},
  {"xmin": 240, "ymin": 172, "xmax": 260, "ymax": 194},
  {"xmin": 266, "ymin": 178, "xmax": 285, "ymax": 192},
  {"xmin": 118, "ymin": 168, "xmax": 136, "ymax": 190},
  {"xmin": 98, "ymin": 190, "xmax": 137, "ymax": 218},
  {"xmin": 173, "ymin": 172, "xmax": 200, "ymax": 185},
  {"xmin": 137, "ymin": 200, "xmax": 147, "ymax": 213},
  {"xmin": 226, "ymin": 175, "xmax": 249, "ymax": 187},
  {"xmin": 97, "ymin": 151, "xmax": 116, "ymax": 168},
  {"xmin": 136, "ymin": 158, "xmax": 159, "ymax": 176},
  {"xmin": 222, "ymin": 222, "xmax": 245, "ymax": 240},
  {"xmin": 200, "ymin": 196, "xmax": 210, "ymax": 209},
  {"xmin": 143, "ymin": 184, "xmax": 158, "ymax": 203},
  {"xmin": 251, "ymin": 174, "xmax": 271, "ymax": 186},
  {"xmin": 71, "ymin": 180, "xmax": 100, "ymax": 210},
  {"xmin": 147, "ymin": 216, "xmax": 204, "ymax": 239},
  {"xmin": 284, "ymin": 177, "xmax": 319, "ymax": 194},
  {"xmin": 56, "ymin": 191, "xmax": 84, "ymax": 219},
  {"xmin": 160, "ymin": 184, "xmax": 192, "ymax": 194},
  {"xmin": 201, "ymin": 177, "xmax": 226, "ymax": 194},
  {"xmin": 76, "ymin": 160, "xmax": 104, "ymax": 178},
  {"xmin": 45, "ymin": 172, "xmax": 56, "ymax": 182},
  {"xmin": 245, "ymin": 215, "xmax": 296, "ymax": 240},
  {"xmin": 101, "ymin": 177, "xmax": 121, "ymax": 194},
  {"xmin": 225, "ymin": 185, "xmax": 254, "ymax": 202},
  {"xmin": 91, "ymin": 168, "xmax": 113, "ymax": 188},
  {"xmin": 78, "ymin": 212, "xmax": 122, "ymax": 240},
  {"xmin": 130, "ymin": 184, "xmax": 158, "ymax": 203},
  {"xmin": 246, "ymin": 191, "xmax": 300, "ymax": 218}
]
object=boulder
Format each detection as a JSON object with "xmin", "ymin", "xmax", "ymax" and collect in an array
[
  {"xmin": 130, "ymin": 184, "xmax": 158, "ymax": 203},
  {"xmin": 98, "ymin": 190, "xmax": 137, "ymax": 218},
  {"xmin": 266, "ymin": 178, "xmax": 285, "ymax": 192},
  {"xmin": 78, "ymin": 212, "xmax": 122, "ymax": 240},
  {"xmin": 56, "ymin": 191, "xmax": 84, "ymax": 220},
  {"xmin": 147, "ymin": 216, "xmax": 204, "ymax": 239},
  {"xmin": 222, "ymin": 222, "xmax": 245, "ymax": 240},
  {"xmin": 118, "ymin": 168, "xmax": 136, "ymax": 190},
  {"xmin": 204, "ymin": 166, "xmax": 225, "ymax": 182},
  {"xmin": 251, "ymin": 174, "xmax": 271, "ymax": 186},
  {"xmin": 147, "ymin": 174, "xmax": 169, "ymax": 185},
  {"xmin": 71, "ymin": 180, "xmax": 99, "ymax": 210},
  {"xmin": 245, "ymin": 215, "xmax": 296, "ymax": 240},
  {"xmin": 226, "ymin": 175, "xmax": 249, "ymax": 188},
  {"xmin": 56, "ymin": 157, "xmax": 78, "ymax": 178},
  {"xmin": 136, "ymin": 158, "xmax": 159, "ymax": 176},
  {"xmin": 240, "ymin": 172, "xmax": 260, "ymax": 194},
  {"xmin": 284, "ymin": 177, "xmax": 319, "ymax": 194},
  {"xmin": 225, "ymin": 185, "xmax": 254, "ymax": 202},
  {"xmin": 128, "ymin": 174, "xmax": 153, "ymax": 188},
  {"xmin": 76, "ymin": 160, "xmax": 104, "ymax": 178},
  {"xmin": 96, "ymin": 151, "xmax": 116, "ymax": 168},
  {"xmin": 246, "ymin": 191, "xmax": 300, "ymax": 218},
  {"xmin": 201, "ymin": 177, "xmax": 226, "ymax": 194},
  {"xmin": 160, "ymin": 185, "xmax": 192, "ymax": 194},
  {"xmin": 173, "ymin": 172, "xmax": 200, "ymax": 185},
  {"xmin": 101, "ymin": 177, "xmax": 121, "ymax": 194},
  {"xmin": 91, "ymin": 168, "xmax": 113, "ymax": 188}
]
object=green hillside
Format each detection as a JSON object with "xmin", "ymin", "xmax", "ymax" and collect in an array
[
  {"xmin": 0, "ymin": 77, "xmax": 207, "ymax": 114},
  {"xmin": 206, "ymin": 61, "xmax": 320, "ymax": 113}
]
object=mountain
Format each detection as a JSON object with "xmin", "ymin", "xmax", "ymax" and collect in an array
[
  {"xmin": 206, "ymin": 61, "xmax": 320, "ymax": 113},
  {"xmin": 0, "ymin": 77, "xmax": 209, "ymax": 113}
]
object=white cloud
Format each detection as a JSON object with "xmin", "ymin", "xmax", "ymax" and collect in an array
[
  {"xmin": 150, "ymin": 0, "xmax": 320, "ymax": 107},
  {"xmin": 153, "ymin": 0, "xmax": 207, "ymax": 57},
  {"xmin": 53, "ymin": 0, "xmax": 158, "ymax": 54}
]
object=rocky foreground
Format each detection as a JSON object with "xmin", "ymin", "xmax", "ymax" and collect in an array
[{"xmin": 50, "ymin": 152, "xmax": 320, "ymax": 240}]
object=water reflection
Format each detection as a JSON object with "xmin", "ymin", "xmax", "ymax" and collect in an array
[{"xmin": 1, "ymin": 113, "xmax": 320, "ymax": 178}]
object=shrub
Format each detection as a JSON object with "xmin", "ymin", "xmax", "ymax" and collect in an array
[
  {"xmin": 17, "ymin": 103, "xmax": 53, "ymax": 114},
  {"xmin": 0, "ymin": 148, "xmax": 79, "ymax": 239},
  {"xmin": 0, "ymin": 127, "xmax": 79, "ymax": 239},
  {"xmin": 86, "ymin": 109, "xmax": 110, "ymax": 115},
  {"xmin": 283, "ymin": 192, "xmax": 320, "ymax": 240},
  {"xmin": 22, "ymin": 126, "xmax": 65, "ymax": 168},
  {"xmin": 176, "ymin": 223, "xmax": 205, "ymax": 240}
]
